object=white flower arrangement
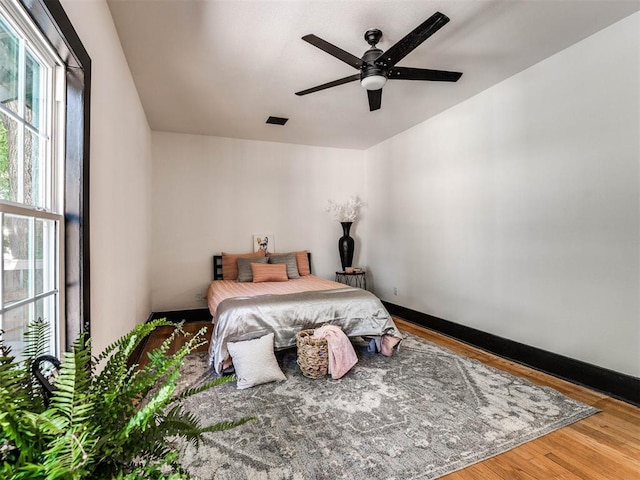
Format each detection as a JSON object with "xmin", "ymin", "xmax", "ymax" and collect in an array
[{"xmin": 326, "ymin": 196, "xmax": 363, "ymax": 222}]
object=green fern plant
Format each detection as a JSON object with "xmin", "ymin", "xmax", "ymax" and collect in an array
[{"xmin": 0, "ymin": 318, "xmax": 252, "ymax": 479}]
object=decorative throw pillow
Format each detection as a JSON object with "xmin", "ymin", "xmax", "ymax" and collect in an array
[
  {"xmin": 227, "ymin": 333, "xmax": 286, "ymax": 389},
  {"xmin": 251, "ymin": 263, "xmax": 288, "ymax": 282},
  {"xmin": 268, "ymin": 253, "xmax": 300, "ymax": 279},
  {"xmin": 236, "ymin": 256, "xmax": 269, "ymax": 282},
  {"xmin": 221, "ymin": 251, "xmax": 265, "ymax": 280},
  {"xmin": 295, "ymin": 251, "xmax": 311, "ymax": 276}
]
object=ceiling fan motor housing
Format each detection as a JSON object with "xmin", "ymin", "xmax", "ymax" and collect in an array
[{"xmin": 360, "ymin": 47, "xmax": 387, "ymax": 87}]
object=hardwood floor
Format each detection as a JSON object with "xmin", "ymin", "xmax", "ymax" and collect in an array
[{"xmin": 139, "ymin": 317, "xmax": 640, "ymax": 479}]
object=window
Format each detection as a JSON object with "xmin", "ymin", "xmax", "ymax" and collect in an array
[{"xmin": 0, "ymin": 2, "xmax": 64, "ymax": 359}]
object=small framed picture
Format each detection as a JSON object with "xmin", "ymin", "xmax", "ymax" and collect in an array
[{"xmin": 253, "ymin": 234, "xmax": 274, "ymax": 254}]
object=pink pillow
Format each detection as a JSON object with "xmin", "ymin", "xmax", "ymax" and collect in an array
[
  {"xmin": 251, "ymin": 263, "xmax": 288, "ymax": 282},
  {"xmin": 295, "ymin": 251, "xmax": 311, "ymax": 276}
]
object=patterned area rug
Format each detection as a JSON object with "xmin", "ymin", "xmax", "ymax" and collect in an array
[{"xmin": 176, "ymin": 333, "xmax": 597, "ymax": 479}]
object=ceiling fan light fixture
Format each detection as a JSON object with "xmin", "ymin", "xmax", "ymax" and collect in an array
[{"xmin": 361, "ymin": 74, "xmax": 387, "ymax": 91}]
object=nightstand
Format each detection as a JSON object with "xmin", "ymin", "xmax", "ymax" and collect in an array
[{"xmin": 335, "ymin": 271, "xmax": 367, "ymax": 290}]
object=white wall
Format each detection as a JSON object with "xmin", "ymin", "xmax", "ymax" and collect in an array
[
  {"xmin": 366, "ymin": 13, "xmax": 640, "ymax": 377},
  {"xmin": 151, "ymin": 132, "xmax": 365, "ymax": 311},
  {"xmin": 61, "ymin": 0, "xmax": 153, "ymax": 355}
]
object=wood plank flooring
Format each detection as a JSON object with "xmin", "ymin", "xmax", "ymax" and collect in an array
[{"xmin": 138, "ymin": 317, "xmax": 640, "ymax": 479}]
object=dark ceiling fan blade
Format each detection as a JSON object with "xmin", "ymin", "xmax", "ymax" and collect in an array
[
  {"xmin": 302, "ymin": 34, "xmax": 364, "ymax": 69},
  {"xmin": 389, "ymin": 66, "xmax": 462, "ymax": 82},
  {"xmin": 295, "ymin": 74, "xmax": 360, "ymax": 96},
  {"xmin": 375, "ymin": 12, "xmax": 450, "ymax": 68},
  {"xmin": 367, "ymin": 89, "xmax": 382, "ymax": 111}
]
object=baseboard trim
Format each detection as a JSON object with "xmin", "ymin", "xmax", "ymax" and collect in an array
[
  {"xmin": 383, "ymin": 302, "xmax": 640, "ymax": 407},
  {"xmin": 150, "ymin": 308, "xmax": 212, "ymax": 324}
]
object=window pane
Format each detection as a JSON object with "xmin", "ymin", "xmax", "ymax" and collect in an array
[
  {"xmin": 35, "ymin": 218, "xmax": 55, "ymax": 295},
  {"xmin": 35, "ymin": 295, "xmax": 55, "ymax": 340},
  {"xmin": 1, "ymin": 304, "xmax": 29, "ymax": 360},
  {"xmin": 0, "ymin": 111, "xmax": 19, "ymax": 202},
  {"xmin": 25, "ymin": 129, "xmax": 43, "ymax": 207},
  {"xmin": 3, "ymin": 214, "xmax": 31, "ymax": 305},
  {"xmin": 25, "ymin": 50, "xmax": 42, "ymax": 130},
  {"xmin": 0, "ymin": 18, "xmax": 19, "ymax": 115}
]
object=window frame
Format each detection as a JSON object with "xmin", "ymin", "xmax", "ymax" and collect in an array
[
  {"xmin": 16, "ymin": 0, "xmax": 91, "ymax": 348},
  {"xmin": 0, "ymin": 2, "xmax": 64, "ymax": 355}
]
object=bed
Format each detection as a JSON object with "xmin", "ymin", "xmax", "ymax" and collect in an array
[{"xmin": 207, "ymin": 251, "xmax": 402, "ymax": 374}]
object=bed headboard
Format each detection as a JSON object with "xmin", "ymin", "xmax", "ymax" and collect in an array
[{"xmin": 213, "ymin": 252, "xmax": 312, "ymax": 280}]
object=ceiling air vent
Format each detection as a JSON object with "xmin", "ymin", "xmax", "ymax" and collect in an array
[{"xmin": 266, "ymin": 116, "xmax": 288, "ymax": 125}]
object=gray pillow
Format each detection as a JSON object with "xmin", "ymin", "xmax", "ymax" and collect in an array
[
  {"xmin": 268, "ymin": 253, "xmax": 300, "ymax": 279},
  {"xmin": 236, "ymin": 256, "xmax": 269, "ymax": 282}
]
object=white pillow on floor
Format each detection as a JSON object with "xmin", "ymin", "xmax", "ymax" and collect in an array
[{"xmin": 227, "ymin": 333, "xmax": 286, "ymax": 389}]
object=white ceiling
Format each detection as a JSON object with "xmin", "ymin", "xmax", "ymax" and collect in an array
[{"xmin": 106, "ymin": 0, "xmax": 640, "ymax": 150}]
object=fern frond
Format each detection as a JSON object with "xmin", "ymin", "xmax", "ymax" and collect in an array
[
  {"xmin": 155, "ymin": 322, "xmax": 186, "ymax": 354},
  {"xmin": 22, "ymin": 317, "xmax": 50, "ymax": 361},
  {"xmin": 123, "ymin": 379, "xmax": 178, "ymax": 437},
  {"xmin": 96, "ymin": 318, "xmax": 173, "ymax": 363},
  {"xmin": 47, "ymin": 335, "xmax": 94, "ymax": 430},
  {"xmin": 0, "ymin": 325, "xmax": 50, "ymax": 469},
  {"xmin": 40, "ymin": 427, "xmax": 96, "ymax": 480},
  {"xmin": 171, "ymin": 375, "xmax": 234, "ymax": 403},
  {"xmin": 200, "ymin": 416, "xmax": 256, "ymax": 434},
  {"xmin": 94, "ymin": 319, "xmax": 173, "ymax": 382},
  {"xmin": 0, "ymin": 354, "xmax": 30, "ymax": 403},
  {"xmin": 93, "ymin": 319, "xmax": 174, "ymax": 397},
  {"xmin": 159, "ymin": 388, "xmax": 254, "ymax": 448},
  {"xmin": 15, "ymin": 318, "xmax": 52, "ymax": 405},
  {"xmin": 123, "ymin": 325, "xmax": 207, "ymax": 405},
  {"xmin": 98, "ymin": 324, "xmax": 212, "ymax": 464}
]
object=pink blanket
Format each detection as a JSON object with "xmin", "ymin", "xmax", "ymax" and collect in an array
[{"xmin": 312, "ymin": 325, "xmax": 358, "ymax": 379}]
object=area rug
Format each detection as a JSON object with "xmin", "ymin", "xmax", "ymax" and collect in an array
[{"xmin": 176, "ymin": 333, "xmax": 598, "ymax": 479}]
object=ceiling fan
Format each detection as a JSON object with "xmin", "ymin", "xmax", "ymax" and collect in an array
[{"xmin": 295, "ymin": 11, "xmax": 463, "ymax": 112}]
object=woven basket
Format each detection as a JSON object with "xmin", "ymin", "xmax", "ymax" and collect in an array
[{"xmin": 296, "ymin": 329, "xmax": 328, "ymax": 379}]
